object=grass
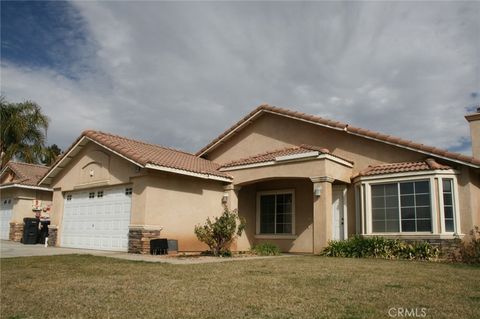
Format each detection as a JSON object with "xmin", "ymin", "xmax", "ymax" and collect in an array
[{"xmin": 1, "ymin": 255, "xmax": 479, "ymax": 319}]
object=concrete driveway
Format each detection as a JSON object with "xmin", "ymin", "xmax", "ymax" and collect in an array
[{"xmin": 0, "ymin": 240, "xmax": 120, "ymax": 258}]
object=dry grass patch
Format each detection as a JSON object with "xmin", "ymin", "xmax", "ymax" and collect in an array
[{"xmin": 1, "ymin": 255, "xmax": 479, "ymax": 318}]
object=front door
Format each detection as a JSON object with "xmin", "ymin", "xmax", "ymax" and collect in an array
[{"xmin": 332, "ymin": 188, "xmax": 346, "ymax": 241}]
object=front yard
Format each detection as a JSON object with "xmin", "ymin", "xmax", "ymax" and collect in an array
[{"xmin": 1, "ymin": 255, "xmax": 479, "ymax": 318}]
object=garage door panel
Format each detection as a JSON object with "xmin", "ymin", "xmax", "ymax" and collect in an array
[
  {"xmin": 61, "ymin": 186, "xmax": 131, "ymax": 251},
  {"xmin": 1, "ymin": 199, "xmax": 13, "ymax": 240}
]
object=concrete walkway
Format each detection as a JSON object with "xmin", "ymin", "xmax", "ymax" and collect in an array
[{"xmin": 0, "ymin": 240, "xmax": 295, "ymax": 264}]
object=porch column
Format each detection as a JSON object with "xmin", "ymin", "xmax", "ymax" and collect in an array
[
  {"xmin": 311, "ymin": 176, "xmax": 334, "ymax": 254},
  {"xmin": 223, "ymin": 184, "xmax": 241, "ymax": 212},
  {"xmin": 224, "ymin": 184, "xmax": 248, "ymax": 251}
]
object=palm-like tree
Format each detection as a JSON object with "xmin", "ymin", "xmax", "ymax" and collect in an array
[{"xmin": 0, "ymin": 97, "xmax": 50, "ymax": 169}]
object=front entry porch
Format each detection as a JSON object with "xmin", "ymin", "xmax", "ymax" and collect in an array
[{"xmin": 220, "ymin": 145, "xmax": 354, "ymax": 254}]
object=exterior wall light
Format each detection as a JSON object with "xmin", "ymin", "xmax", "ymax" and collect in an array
[
  {"xmin": 222, "ymin": 193, "xmax": 229, "ymax": 204},
  {"xmin": 314, "ymin": 186, "xmax": 322, "ymax": 197}
]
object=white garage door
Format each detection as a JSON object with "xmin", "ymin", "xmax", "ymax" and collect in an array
[
  {"xmin": 61, "ymin": 186, "xmax": 132, "ymax": 251},
  {"xmin": 1, "ymin": 198, "xmax": 13, "ymax": 240}
]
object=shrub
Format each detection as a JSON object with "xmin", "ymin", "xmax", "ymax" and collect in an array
[
  {"xmin": 194, "ymin": 206, "xmax": 246, "ymax": 257},
  {"xmin": 321, "ymin": 236, "xmax": 439, "ymax": 261},
  {"xmin": 251, "ymin": 243, "xmax": 281, "ymax": 256},
  {"xmin": 453, "ymin": 226, "xmax": 480, "ymax": 264}
]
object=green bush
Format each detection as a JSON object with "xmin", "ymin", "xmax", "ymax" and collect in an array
[
  {"xmin": 194, "ymin": 206, "xmax": 246, "ymax": 257},
  {"xmin": 453, "ymin": 226, "xmax": 480, "ymax": 264},
  {"xmin": 251, "ymin": 243, "xmax": 281, "ymax": 256},
  {"xmin": 321, "ymin": 236, "xmax": 439, "ymax": 261}
]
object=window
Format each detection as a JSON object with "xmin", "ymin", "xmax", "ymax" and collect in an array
[
  {"xmin": 371, "ymin": 180, "xmax": 431, "ymax": 233},
  {"xmin": 97, "ymin": 191, "xmax": 104, "ymax": 198},
  {"xmin": 257, "ymin": 191, "xmax": 294, "ymax": 235},
  {"xmin": 371, "ymin": 184, "xmax": 399, "ymax": 232},
  {"xmin": 442, "ymin": 179, "xmax": 455, "ymax": 232},
  {"xmin": 88, "ymin": 192, "xmax": 95, "ymax": 199},
  {"xmin": 125, "ymin": 187, "xmax": 133, "ymax": 195},
  {"xmin": 66, "ymin": 195, "xmax": 72, "ymax": 201}
]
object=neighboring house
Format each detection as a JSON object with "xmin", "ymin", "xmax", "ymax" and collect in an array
[
  {"xmin": 0, "ymin": 162, "xmax": 52, "ymax": 241},
  {"xmin": 37, "ymin": 105, "xmax": 480, "ymax": 254}
]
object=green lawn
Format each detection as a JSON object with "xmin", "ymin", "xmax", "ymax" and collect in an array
[{"xmin": 1, "ymin": 255, "xmax": 479, "ymax": 319}]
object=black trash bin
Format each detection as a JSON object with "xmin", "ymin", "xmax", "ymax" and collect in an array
[
  {"xmin": 150, "ymin": 239, "xmax": 168, "ymax": 255},
  {"xmin": 23, "ymin": 218, "xmax": 39, "ymax": 244}
]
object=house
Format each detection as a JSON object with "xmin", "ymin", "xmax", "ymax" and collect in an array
[
  {"xmin": 0, "ymin": 162, "xmax": 52, "ymax": 241},
  {"xmin": 36, "ymin": 105, "xmax": 480, "ymax": 254}
]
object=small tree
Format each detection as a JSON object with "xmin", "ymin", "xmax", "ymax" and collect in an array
[{"xmin": 194, "ymin": 206, "xmax": 246, "ymax": 256}]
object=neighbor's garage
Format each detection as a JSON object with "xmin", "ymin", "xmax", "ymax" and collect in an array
[
  {"xmin": 61, "ymin": 186, "xmax": 132, "ymax": 251},
  {"xmin": 1, "ymin": 198, "xmax": 13, "ymax": 240}
]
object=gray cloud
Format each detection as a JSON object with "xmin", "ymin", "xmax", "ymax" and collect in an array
[{"xmin": 2, "ymin": 1, "xmax": 479, "ymax": 155}]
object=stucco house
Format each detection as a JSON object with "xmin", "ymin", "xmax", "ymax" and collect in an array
[
  {"xmin": 0, "ymin": 162, "xmax": 52, "ymax": 241},
  {"xmin": 36, "ymin": 105, "xmax": 480, "ymax": 254}
]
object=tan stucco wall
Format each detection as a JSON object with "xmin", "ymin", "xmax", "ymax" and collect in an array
[
  {"xmin": 457, "ymin": 168, "xmax": 480, "ymax": 234},
  {"xmin": 466, "ymin": 115, "xmax": 480, "ymax": 159},
  {"xmin": 142, "ymin": 170, "xmax": 226, "ymax": 251},
  {"xmin": 206, "ymin": 113, "xmax": 425, "ymax": 172},
  {"xmin": 229, "ymin": 158, "xmax": 352, "ymax": 186},
  {"xmin": 0, "ymin": 188, "xmax": 52, "ymax": 224},
  {"xmin": 237, "ymin": 178, "xmax": 314, "ymax": 253},
  {"xmin": 50, "ymin": 142, "xmax": 144, "ymax": 191}
]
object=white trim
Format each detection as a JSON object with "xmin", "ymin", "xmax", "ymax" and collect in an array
[
  {"xmin": 429, "ymin": 176, "xmax": 438, "ymax": 234},
  {"xmin": 220, "ymin": 161, "xmax": 276, "ymax": 171},
  {"xmin": 343, "ymin": 187, "xmax": 348, "ymax": 239},
  {"xmin": 438, "ymin": 177, "xmax": 446, "ymax": 234},
  {"xmin": 0, "ymin": 184, "xmax": 53, "ymax": 191},
  {"xmin": 254, "ymin": 235, "xmax": 298, "ymax": 240},
  {"xmin": 365, "ymin": 183, "xmax": 372, "ymax": 234},
  {"xmin": 256, "ymin": 189, "xmax": 296, "ymax": 236},
  {"xmin": 38, "ymin": 136, "xmax": 89, "ymax": 185},
  {"xmin": 145, "ymin": 163, "xmax": 232, "ymax": 182},
  {"xmin": 438, "ymin": 176, "xmax": 462, "ymax": 235},
  {"xmin": 452, "ymin": 176, "xmax": 462, "ymax": 235},
  {"xmin": 275, "ymin": 151, "xmax": 319, "ymax": 162},
  {"xmin": 219, "ymin": 153, "xmax": 353, "ymax": 172},
  {"xmin": 129, "ymin": 224, "xmax": 163, "ymax": 231},
  {"xmin": 354, "ymin": 169, "xmax": 459, "ymax": 182}
]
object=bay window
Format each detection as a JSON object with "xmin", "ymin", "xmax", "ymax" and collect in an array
[{"xmin": 357, "ymin": 172, "xmax": 459, "ymax": 236}]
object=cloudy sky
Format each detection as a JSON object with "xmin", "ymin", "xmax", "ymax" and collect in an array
[{"xmin": 1, "ymin": 1, "xmax": 479, "ymax": 155}]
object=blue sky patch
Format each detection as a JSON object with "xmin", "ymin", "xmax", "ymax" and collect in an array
[{"xmin": 1, "ymin": 1, "xmax": 93, "ymax": 78}]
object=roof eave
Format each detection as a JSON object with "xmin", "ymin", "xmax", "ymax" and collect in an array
[{"xmin": 145, "ymin": 163, "xmax": 232, "ymax": 182}]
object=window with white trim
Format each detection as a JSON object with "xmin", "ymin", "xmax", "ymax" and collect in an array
[
  {"xmin": 257, "ymin": 190, "xmax": 294, "ymax": 235},
  {"xmin": 371, "ymin": 180, "xmax": 432, "ymax": 233},
  {"xmin": 442, "ymin": 179, "xmax": 455, "ymax": 232}
]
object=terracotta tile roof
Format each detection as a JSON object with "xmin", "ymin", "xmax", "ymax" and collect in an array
[
  {"xmin": 44, "ymin": 130, "xmax": 231, "ymax": 181},
  {"xmin": 1, "ymin": 162, "xmax": 50, "ymax": 186},
  {"xmin": 196, "ymin": 104, "xmax": 480, "ymax": 168},
  {"xmin": 221, "ymin": 144, "xmax": 353, "ymax": 168},
  {"xmin": 358, "ymin": 158, "xmax": 452, "ymax": 177}
]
